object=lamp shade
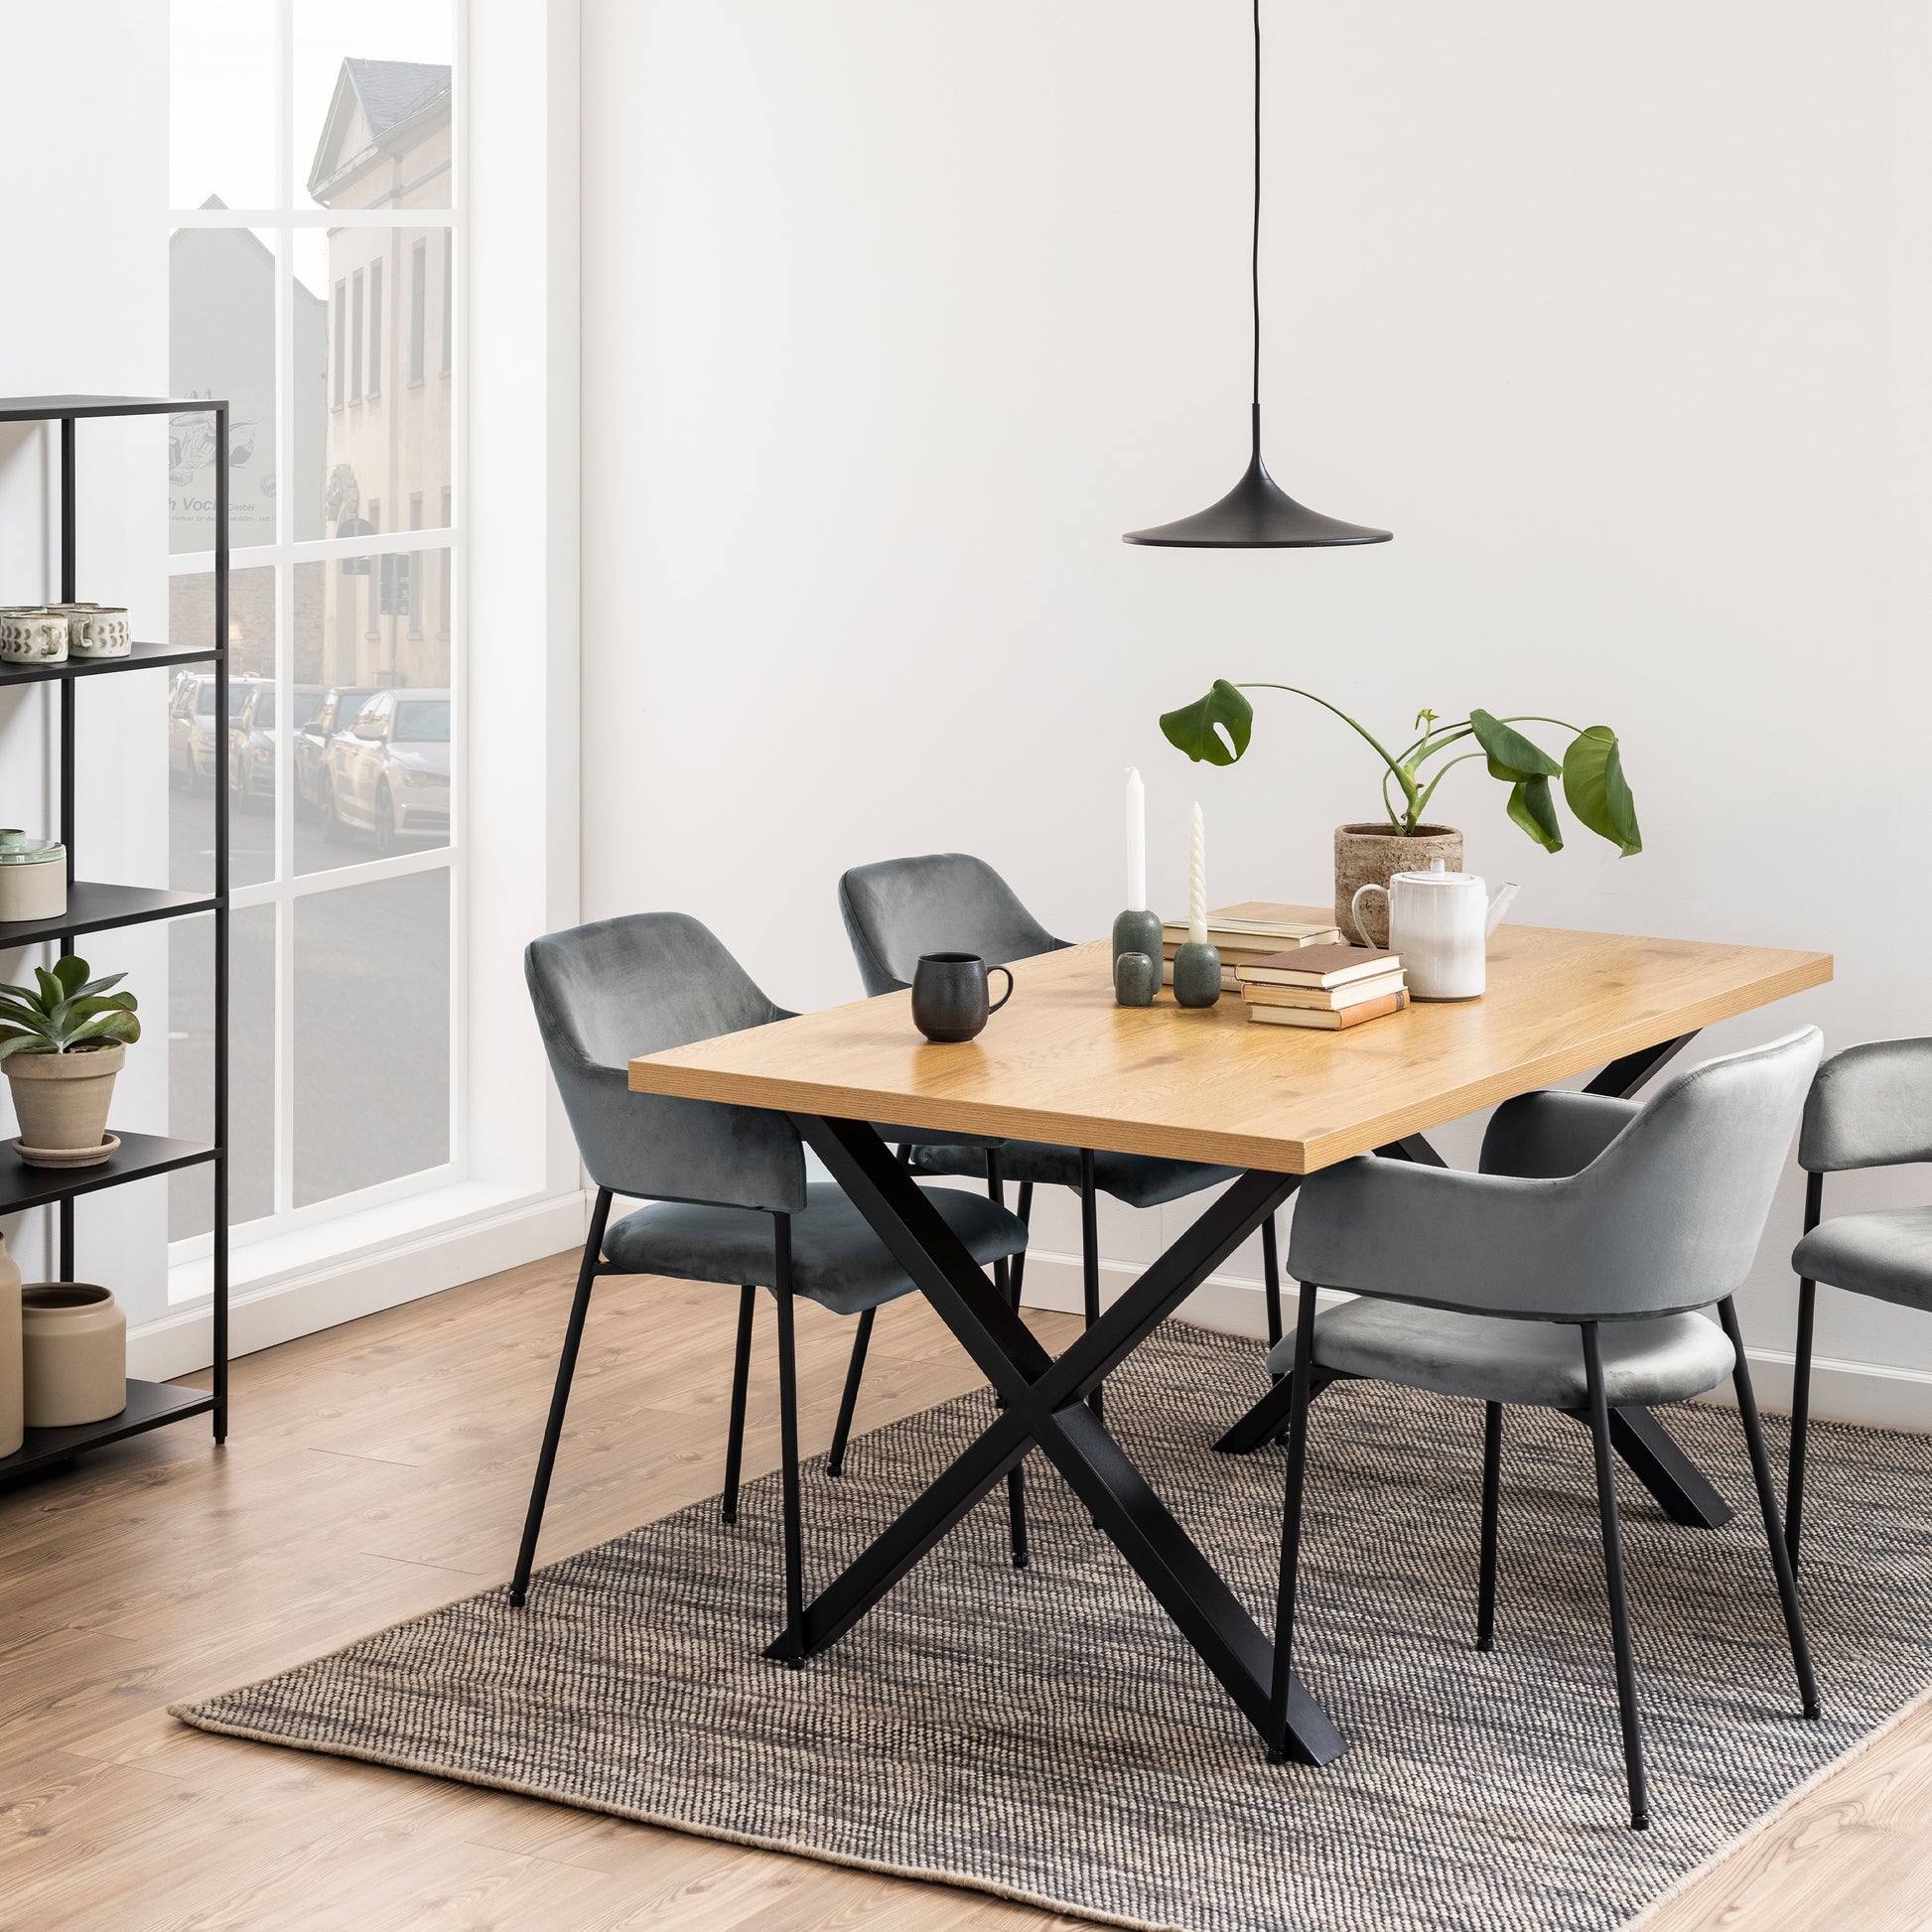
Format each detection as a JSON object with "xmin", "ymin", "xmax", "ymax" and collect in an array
[{"xmin": 1124, "ymin": 406, "xmax": 1390, "ymax": 548}]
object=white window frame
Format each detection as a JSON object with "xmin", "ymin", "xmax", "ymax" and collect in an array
[{"xmin": 167, "ymin": 3, "xmax": 469, "ymax": 1281}]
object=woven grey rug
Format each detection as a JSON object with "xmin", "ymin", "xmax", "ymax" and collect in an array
[{"xmin": 174, "ymin": 1322, "xmax": 1932, "ymax": 1932}]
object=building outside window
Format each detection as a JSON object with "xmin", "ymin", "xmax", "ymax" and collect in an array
[{"xmin": 167, "ymin": 0, "xmax": 459, "ymax": 1265}]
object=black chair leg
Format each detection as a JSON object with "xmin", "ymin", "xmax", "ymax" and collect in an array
[
  {"xmin": 825, "ymin": 1306, "xmax": 874, "ymax": 1480},
  {"xmin": 987, "ymin": 1150, "xmax": 1029, "ymax": 1570},
  {"xmin": 1262, "ymin": 1212, "xmax": 1284, "ymax": 1355},
  {"xmin": 510, "ymin": 1188, "xmax": 614, "ymax": 1607},
  {"xmin": 1080, "ymin": 1148, "xmax": 1103, "ymax": 1423},
  {"xmin": 1787, "ymin": 1171, "xmax": 1823, "ymax": 1570},
  {"xmin": 1718, "ymin": 1297, "xmax": 1822, "ymax": 1720},
  {"xmin": 772, "ymin": 1215, "xmax": 806, "ymax": 1668},
  {"xmin": 1008, "ymin": 1180, "xmax": 1034, "ymax": 1305},
  {"xmin": 1582, "ymin": 1320, "xmax": 1650, "ymax": 1831},
  {"xmin": 722, "ymin": 1284, "xmax": 758, "ymax": 1522},
  {"xmin": 1477, "ymin": 1401, "xmax": 1502, "ymax": 1652},
  {"xmin": 1268, "ymin": 1280, "xmax": 1321, "ymax": 1762}
]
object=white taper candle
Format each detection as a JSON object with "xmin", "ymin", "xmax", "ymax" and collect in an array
[
  {"xmin": 1125, "ymin": 767, "xmax": 1147, "ymax": 910},
  {"xmin": 1188, "ymin": 801, "xmax": 1207, "ymax": 943}
]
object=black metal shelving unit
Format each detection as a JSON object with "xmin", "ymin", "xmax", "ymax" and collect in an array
[{"xmin": 0, "ymin": 394, "xmax": 228, "ymax": 1488}]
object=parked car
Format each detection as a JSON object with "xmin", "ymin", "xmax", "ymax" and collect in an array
[
  {"xmin": 293, "ymin": 685, "xmax": 379, "ymax": 820},
  {"xmin": 169, "ymin": 673, "xmax": 263, "ymax": 790},
  {"xmin": 319, "ymin": 688, "xmax": 451, "ymax": 854},
  {"xmin": 229, "ymin": 684, "xmax": 328, "ymax": 808}
]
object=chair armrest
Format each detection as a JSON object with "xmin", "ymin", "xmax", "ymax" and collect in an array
[
  {"xmin": 1287, "ymin": 1154, "xmax": 1722, "ymax": 1322},
  {"xmin": 1480, "ymin": 1089, "xmax": 1639, "ymax": 1178},
  {"xmin": 1799, "ymin": 1037, "xmax": 1932, "ymax": 1173}
]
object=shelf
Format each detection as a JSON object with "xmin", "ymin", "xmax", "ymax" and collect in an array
[
  {"xmin": 0, "ymin": 1380, "xmax": 216, "ymax": 1490},
  {"xmin": 0, "ymin": 395, "xmax": 208, "ymax": 424},
  {"xmin": 0, "ymin": 640, "xmax": 219, "ymax": 690},
  {"xmin": 0, "ymin": 882, "xmax": 216, "ymax": 951},
  {"xmin": 0, "ymin": 1133, "xmax": 215, "ymax": 1214}
]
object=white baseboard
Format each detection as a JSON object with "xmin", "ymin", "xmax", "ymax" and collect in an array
[
  {"xmin": 1021, "ymin": 1251, "xmax": 1932, "ymax": 1435},
  {"xmin": 128, "ymin": 1190, "xmax": 588, "ymax": 1381}
]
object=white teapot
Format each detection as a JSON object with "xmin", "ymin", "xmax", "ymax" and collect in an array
[{"xmin": 1351, "ymin": 861, "xmax": 1519, "ymax": 1001}]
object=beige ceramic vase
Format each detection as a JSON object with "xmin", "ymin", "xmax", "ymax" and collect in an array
[
  {"xmin": 0, "ymin": 1234, "xmax": 21, "ymax": 1457},
  {"xmin": 21, "ymin": 1284, "xmax": 126, "ymax": 1428},
  {"xmin": 6, "ymin": 1041, "xmax": 123, "ymax": 1161},
  {"xmin": 1333, "ymin": 823, "xmax": 1463, "ymax": 946}
]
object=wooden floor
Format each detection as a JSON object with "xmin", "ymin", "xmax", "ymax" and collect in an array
[{"xmin": 1, "ymin": 1253, "xmax": 1927, "ymax": 1932}]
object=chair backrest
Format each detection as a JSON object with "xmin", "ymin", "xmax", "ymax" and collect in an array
[
  {"xmin": 838, "ymin": 853, "xmax": 1067, "ymax": 996},
  {"xmin": 525, "ymin": 912, "xmax": 806, "ymax": 1213},
  {"xmin": 1532, "ymin": 1027, "xmax": 1823, "ymax": 1318},
  {"xmin": 1798, "ymin": 1035, "xmax": 1932, "ymax": 1174}
]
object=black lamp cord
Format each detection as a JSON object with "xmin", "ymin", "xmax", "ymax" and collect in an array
[{"xmin": 1251, "ymin": 0, "xmax": 1263, "ymax": 425}]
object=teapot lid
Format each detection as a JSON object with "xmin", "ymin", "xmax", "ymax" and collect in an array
[{"xmin": 1393, "ymin": 859, "xmax": 1480, "ymax": 886}]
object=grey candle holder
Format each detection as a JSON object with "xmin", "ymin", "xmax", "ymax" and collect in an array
[
  {"xmin": 1112, "ymin": 906, "xmax": 1164, "ymax": 969},
  {"xmin": 1171, "ymin": 939, "xmax": 1222, "ymax": 1008},
  {"xmin": 1114, "ymin": 950, "xmax": 1158, "ymax": 1007}
]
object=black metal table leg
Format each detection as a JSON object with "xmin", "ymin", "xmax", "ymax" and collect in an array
[{"xmin": 779, "ymin": 1113, "xmax": 1343, "ymax": 1765}]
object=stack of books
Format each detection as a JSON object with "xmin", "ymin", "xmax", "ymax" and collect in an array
[
  {"xmin": 1235, "ymin": 943, "xmax": 1410, "ymax": 1030},
  {"xmin": 1160, "ymin": 915, "xmax": 1341, "ymax": 992}
]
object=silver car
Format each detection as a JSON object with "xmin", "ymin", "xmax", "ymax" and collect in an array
[
  {"xmin": 169, "ymin": 673, "xmax": 262, "ymax": 790},
  {"xmin": 319, "ymin": 688, "xmax": 451, "ymax": 854}
]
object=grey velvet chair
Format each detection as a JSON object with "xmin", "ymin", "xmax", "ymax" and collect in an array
[
  {"xmin": 512, "ymin": 912, "xmax": 1030, "ymax": 1661},
  {"xmin": 1265, "ymin": 1030, "xmax": 1824, "ymax": 1830},
  {"xmin": 1786, "ymin": 1036, "xmax": 1932, "ymax": 1567},
  {"xmin": 838, "ymin": 853, "xmax": 1257, "ymax": 1411}
]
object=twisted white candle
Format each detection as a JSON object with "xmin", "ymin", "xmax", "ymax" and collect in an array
[
  {"xmin": 1125, "ymin": 767, "xmax": 1147, "ymax": 910},
  {"xmin": 1188, "ymin": 801, "xmax": 1207, "ymax": 943}
]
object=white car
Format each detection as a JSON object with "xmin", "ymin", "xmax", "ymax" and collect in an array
[{"xmin": 319, "ymin": 688, "xmax": 451, "ymax": 854}]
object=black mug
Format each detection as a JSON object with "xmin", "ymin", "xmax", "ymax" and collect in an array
[{"xmin": 910, "ymin": 952, "xmax": 1014, "ymax": 1042}]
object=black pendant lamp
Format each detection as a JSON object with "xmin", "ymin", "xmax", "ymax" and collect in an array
[{"xmin": 1124, "ymin": 0, "xmax": 1390, "ymax": 548}]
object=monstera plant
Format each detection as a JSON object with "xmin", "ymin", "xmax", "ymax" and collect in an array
[
  {"xmin": 1159, "ymin": 678, "xmax": 1642, "ymax": 944},
  {"xmin": 1160, "ymin": 678, "xmax": 1641, "ymax": 855}
]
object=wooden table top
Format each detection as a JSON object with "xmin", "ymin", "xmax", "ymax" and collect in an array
[{"xmin": 629, "ymin": 904, "xmax": 1832, "ymax": 1174}]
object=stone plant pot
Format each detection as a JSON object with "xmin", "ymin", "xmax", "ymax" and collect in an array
[
  {"xmin": 1334, "ymin": 823, "xmax": 1463, "ymax": 946},
  {"xmin": 20, "ymin": 1283, "xmax": 125, "ymax": 1427},
  {"xmin": 5, "ymin": 1042, "xmax": 124, "ymax": 1163}
]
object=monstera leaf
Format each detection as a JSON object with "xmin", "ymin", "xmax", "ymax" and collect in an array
[
  {"xmin": 1563, "ymin": 726, "xmax": 1642, "ymax": 856},
  {"xmin": 1505, "ymin": 775, "xmax": 1565, "ymax": 852},
  {"xmin": 1160, "ymin": 679, "xmax": 1253, "ymax": 765},
  {"xmin": 1469, "ymin": 709, "xmax": 1561, "ymax": 782}
]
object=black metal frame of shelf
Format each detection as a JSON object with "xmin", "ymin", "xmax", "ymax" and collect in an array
[{"xmin": 0, "ymin": 394, "xmax": 228, "ymax": 1492}]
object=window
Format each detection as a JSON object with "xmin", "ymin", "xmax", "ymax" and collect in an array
[
  {"xmin": 167, "ymin": 0, "xmax": 461, "ymax": 1266},
  {"xmin": 368, "ymin": 256, "xmax": 382, "ymax": 394},
  {"xmin": 410, "ymin": 236, "xmax": 427, "ymax": 383},
  {"xmin": 333, "ymin": 278, "xmax": 345, "ymax": 406},
  {"xmin": 438, "ymin": 485, "xmax": 452, "ymax": 636},
  {"xmin": 441, "ymin": 228, "xmax": 453, "ymax": 373}
]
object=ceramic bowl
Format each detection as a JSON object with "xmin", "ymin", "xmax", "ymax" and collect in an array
[{"xmin": 0, "ymin": 610, "xmax": 69, "ymax": 663}]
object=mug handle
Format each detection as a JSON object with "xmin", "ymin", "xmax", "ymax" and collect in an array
[
  {"xmin": 1349, "ymin": 883, "xmax": 1389, "ymax": 946},
  {"xmin": 986, "ymin": 965, "xmax": 1015, "ymax": 1014}
]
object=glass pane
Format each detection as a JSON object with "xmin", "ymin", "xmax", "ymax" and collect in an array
[
  {"xmin": 170, "ymin": 228, "xmax": 278, "ymax": 553},
  {"xmin": 295, "ymin": 869, "xmax": 450, "ymax": 1205},
  {"xmin": 169, "ymin": 568, "xmax": 275, "ymax": 892},
  {"xmin": 295, "ymin": 1, "xmax": 455, "ymax": 212},
  {"xmin": 170, "ymin": 905, "xmax": 275, "ymax": 1238},
  {"xmin": 171, "ymin": 0, "xmax": 276, "ymax": 210}
]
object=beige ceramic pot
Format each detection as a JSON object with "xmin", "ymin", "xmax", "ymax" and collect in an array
[
  {"xmin": 20, "ymin": 1283, "xmax": 125, "ymax": 1428},
  {"xmin": 6, "ymin": 1041, "xmax": 124, "ymax": 1162},
  {"xmin": 0, "ymin": 1234, "xmax": 21, "ymax": 1457},
  {"xmin": 1333, "ymin": 823, "xmax": 1464, "ymax": 946},
  {"xmin": 0, "ymin": 831, "xmax": 68, "ymax": 923}
]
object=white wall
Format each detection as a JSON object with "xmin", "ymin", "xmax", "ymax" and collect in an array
[
  {"xmin": 0, "ymin": 1, "xmax": 172, "ymax": 1322},
  {"xmin": 580, "ymin": 1, "xmax": 1932, "ymax": 1422}
]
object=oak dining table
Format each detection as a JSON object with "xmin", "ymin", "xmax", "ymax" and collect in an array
[{"xmin": 628, "ymin": 903, "xmax": 1832, "ymax": 1764}]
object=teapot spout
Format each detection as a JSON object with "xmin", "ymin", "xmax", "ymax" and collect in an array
[{"xmin": 1485, "ymin": 882, "xmax": 1520, "ymax": 937}]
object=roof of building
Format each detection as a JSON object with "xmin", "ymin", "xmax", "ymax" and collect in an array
[{"xmin": 307, "ymin": 58, "xmax": 453, "ymax": 206}]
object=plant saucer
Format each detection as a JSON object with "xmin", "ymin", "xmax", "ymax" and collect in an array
[{"xmin": 11, "ymin": 1132, "xmax": 119, "ymax": 1170}]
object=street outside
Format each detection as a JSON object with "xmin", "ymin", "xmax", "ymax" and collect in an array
[{"xmin": 167, "ymin": 770, "xmax": 451, "ymax": 1239}]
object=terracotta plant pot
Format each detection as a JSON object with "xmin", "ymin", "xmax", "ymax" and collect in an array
[
  {"xmin": 1333, "ymin": 823, "xmax": 1463, "ymax": 946},
  {"xmin": 5, "ymin": 1041, "xmax": 124, "ymax": 1162},
  {"xmin": 20, "ymin": 1283, "xmax": 125, "ymax": 1428}
]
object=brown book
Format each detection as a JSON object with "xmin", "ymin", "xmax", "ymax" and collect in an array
[
  {"xmin": 1242, "ymin": 969, "xmax": 1406, "ymax": 1011},
  {"xmin": 1236, "ymin": 943, "xmax": 1400, "ymax": 989},
  {"xmin": 1248, "ymin": 989, "xmax": 1410, "ymax": 1030},
  {"xmin": 1160, "ymin": 917, "xmax": 1338, "ymax": 949}
]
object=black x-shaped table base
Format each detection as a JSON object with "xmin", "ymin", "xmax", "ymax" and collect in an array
[
  {"xmin": 771, "ymin": 1110, "xmax": 1345, "ymax": 1764},
  {"xmin": 767, "ymin": 1030, "xmax": 1726, "ymax": 1766}
]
